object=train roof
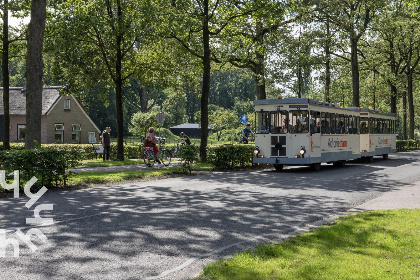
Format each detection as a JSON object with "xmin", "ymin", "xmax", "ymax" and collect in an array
[{"xmin": 254, "ymin": 97, "xmax": 395, "ymax": 117}]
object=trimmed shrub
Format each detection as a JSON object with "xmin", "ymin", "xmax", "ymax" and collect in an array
[
  {"xmin": 396, "ymin": 140, "xmax": 420, "ymax": 151},
  {"xmin": 207, "ymin": 144, "xmax": 254, "ymax": 170},
  {"xmin": 0, "ymin": 148, "xmax": 81, "ymax": 189},
  {"xmin": 179, "ymin": 145, "xmax": 200, "ymax": 173}
]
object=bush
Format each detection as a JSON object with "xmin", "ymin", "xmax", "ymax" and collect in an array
[
  {"xmin": 207, "ymin": 144, "xmax": 254, "ymax": 170},
  {"xmin": 179, "ymin": 145, "xmax": 200, "ymax": 173},
  {"xmin": 0, "ymin": 148, "xmax": 81, "ymax": 190},
  {"xmin": 396, "ymin": 140, "xmax": 420, "ymax": 151}
]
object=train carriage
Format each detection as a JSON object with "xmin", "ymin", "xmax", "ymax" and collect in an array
[{"xmin": 252, "ymin": 97, "xmax": 396, "ymax": 171}]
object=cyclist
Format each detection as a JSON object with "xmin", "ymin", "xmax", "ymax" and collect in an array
[
  {"xmin": 180, "ymin": 132, "xmax": 191, "ymax": 145},
  {"xmin": 144, "ymin": 127, "xmax": 161, "ymax": 164},
  {"xmin": 241, "ymin": 123, "xmax": 254, "ymax": 144}
]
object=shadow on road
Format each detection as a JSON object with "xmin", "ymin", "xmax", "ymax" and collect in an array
[{"xmin": 0, "ymin": 151, "xmax": 418, "ymax": 279}]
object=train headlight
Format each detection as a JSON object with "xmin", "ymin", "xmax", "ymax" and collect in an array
[
  {"xmin": 300, "ymin": 146, "xmax": 306, "ymax": 158},
  {"xmin": 253, "ymin": 147, "xmax": 260, "ymax": 157}
]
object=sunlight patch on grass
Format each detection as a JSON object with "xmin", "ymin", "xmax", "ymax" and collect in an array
[{"xmin": 197, "ymin": 209, "xmax": 420, "ymax": 280}]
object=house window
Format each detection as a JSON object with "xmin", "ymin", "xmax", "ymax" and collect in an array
[
  {"xmin": 72, "ymin": 124, "xmax": 81, "ymax": 144},
  {"xmin": 64, "ymin": 99, "xmax": 71, "ymax": 110},
  {"xmin": 55, "ymin": 124, "xmax": 64, "ymax": 143},
  {"xmin": 17, "ymin": 124, "xmax": 26, "ymax": 141},
  {"xmin": 88, "ymin": 132, "xmax": 96, "ymax": 144}
]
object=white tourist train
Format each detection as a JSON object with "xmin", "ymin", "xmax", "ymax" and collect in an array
[{"xmin": 252, "ymin": 97, "xmax": 397, "ymax": 171}]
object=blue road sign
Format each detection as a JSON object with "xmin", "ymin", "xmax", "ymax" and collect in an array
[{"xmin": 240, "ymin": 114, "xmax": 248, "ymax": 124}]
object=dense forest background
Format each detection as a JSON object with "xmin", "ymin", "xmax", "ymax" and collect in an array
[{"xmin": 1, "ymin": 0, "xmax": 420, "ymax": 160}]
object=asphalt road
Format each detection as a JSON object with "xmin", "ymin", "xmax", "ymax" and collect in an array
[{"xmin": 1, "ymin": 150, "xmax": 420, "ymax": 280}]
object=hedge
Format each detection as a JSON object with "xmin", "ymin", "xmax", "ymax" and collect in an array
[
  {"xmin": 396, "ymin": 140, "xmax": 420, "ymax": 151},
  {"xmin": 0, "ymin": 142, "xmax": 141, "ymax": 160},
  {"xmin": 207, "ymin": 144, "xmax": 254, "ymax": 170},
  {"xmin": 0, "ymin": 148, "xmax": 81, "ymax": 189}
]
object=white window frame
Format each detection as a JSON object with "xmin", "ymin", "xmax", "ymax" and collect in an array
[
  {"xmin": 72, "ymin": 124, "xmax": 81, "ymax": 144},
  {"xmin": 64, "ymin": 99, "xmax": 71, "ymax": 110},
  {"xmin": 88, "ymin": 132, "xmax": 96, "ymax": 144},
  {"xmin": 17, "ymin": 124, "xmax": 26, "ymax": 141},
  {"xmin": 55, "ymin": 123, "xmax": 64, "ymax": 143}
]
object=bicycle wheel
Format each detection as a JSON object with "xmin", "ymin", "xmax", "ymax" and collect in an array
[
  {"xmin": 143, "ymin": 148, "xmax": 155, "ymax": 167},
  {"xmin": 161, "ymin": 149, "xmax": 171, "ymax": 166}
]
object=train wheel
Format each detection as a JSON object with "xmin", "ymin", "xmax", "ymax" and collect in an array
[
  {"xmin": 368, "ymin": 156, "xmax": 374, "ymax": 162},
  {"xmin": 274, "ymin": 164, "xmax": 283, "ymax": 171},
  {"xmin": 312, "ymin": 163, "xmax": 321, "ymax": 171},
  {"xmin": 333, "ymin": 161, "xmax": 346, "ymax": 167},
  {"xmin": 383, "ymin": 154, "xmax": 389, "ymax": 160}
]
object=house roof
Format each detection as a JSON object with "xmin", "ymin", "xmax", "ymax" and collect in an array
[
  {"xmin": 170, "ymin": 123, "xmax": 200, "ymax": 129},
  {"xmin": 0, "ymin": 86, "xmax": 61, "ymax": 115}
]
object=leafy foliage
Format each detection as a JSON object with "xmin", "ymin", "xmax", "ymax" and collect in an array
[
  {"xmin": 207, "ymin": 144, "xmax": 254, "ymax": 170},
  {"xmin": 0, "ymin": 148, "xmax": 81, "ymax": 189},
  {"xmin": 178, "ymin": 144, "xmax": 199, "ymax": 174}
]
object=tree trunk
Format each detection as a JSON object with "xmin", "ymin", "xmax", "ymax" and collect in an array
[
  {"xmin": 115, "ymin": 0, "xmax": 124, "ymax": 160},
  {"xmin": 200, "ymin": 0, "xmax": 210, "ymax": 162},
  {"xmin": 2, "ymin": 0, "xmax": 10, "ymax": 150},
  {"xmin": 350, "ymin": 37, "xmax": 360, "ymax": 107},
  {"xmin": 407, "ymin": 71, "xmax": 414, "ymax": 139},
  {"xmin": 388, "ymin": 40, "xmax": 398, "ymax": 114},
  {"xmin": 324, "ymin": 19, "xmax": 331, "ymax": 103},
  {"xmin": 25, "ymin": 0, "xmax": 46, "ymax": 150},
  {"xmin": 139, "ymin": 86, "xmax": 148, "ymax": 113},
  {"xmin": 255, "ymin": 22, "xmax": 266, "ymax": 100},
  {"xmin": 389, "ymin": 83, "xmax": 397, "ymax": 114},
  {"xmin": 402, "ymin": 90, "xmax": 407, "ymax": 140},
  {"xmin": 297, "ymin": 67, "xmax": 302, "ymax": 98}
]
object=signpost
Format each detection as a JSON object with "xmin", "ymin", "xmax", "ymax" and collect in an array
[
  {"xmin": 240, "ymin": 114, "xmax": 248, "ymax": 125},
  {"xmin": 156, "ymin": 112, "xmax": 165, "ymax": 124},
  {"xmin": 156, "ymin": 112, "xmax": 165, "ymax": 142}
]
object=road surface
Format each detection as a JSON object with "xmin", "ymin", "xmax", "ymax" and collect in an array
[{"xmin": 1, "ymin": 151, "xmax": 419, "ymax": 280}]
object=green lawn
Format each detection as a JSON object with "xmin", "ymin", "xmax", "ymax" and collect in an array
[
  {"xmin": 69, "ymin": 167, "xmax": 180, "ymax": 185},
  {"xmin": 197, "ymin": 209, "xmax": 420, "ymax": 280},
  {"xmin": 69, "ymin": 161, "xmax": 214, "ymax": 186},
  {"xmin": 77, "ymin": 158, "xmax": 147, "ymax": 168}
]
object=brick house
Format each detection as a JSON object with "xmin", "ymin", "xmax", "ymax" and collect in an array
[{"xmin": 0, "ymin": 86, "xmax": 101, "ymax": 144}]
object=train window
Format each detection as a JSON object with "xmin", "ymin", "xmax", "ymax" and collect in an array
[
  {"xmin": 370, "ymin": 118, "xmax": 374, "ymax": 134},
  {"xmin": 383, "ymin": 119, "xmax": 389, "ymax": 133},
  {"xmin": 270, "ymin": 110, "xmax": 289, "ymax": 134},
  {"xmin": 347, "ymin": 115, "xmax": 356, "ymax": 134},
  {"xmin": 336, "ymin": 114, "xmax": 345, "ymax": 134},
  {"xmin": 310, "ymin": 111, "xmax": 321, "ymax": 134},
  {"xmin": 360, "ymin": 117, "xmax": 369, "ymax": 134},
  {"xmin": 323, "ymin": 112, "xmax": 335, "ymax": 134},
  {"xmin": 255, "ymin": 111, "xmax": 270, "ymax": 134},
  {"xmin": 289, "ymin": 110, "xmax": 309, "ymax": 133},
  {"xmin": 355, "ymin": 116, "xmax": 360, "ymax": 133},
  {"xmin": 374, "ymin": 118, "xmax": 382, "ymax": 134}
]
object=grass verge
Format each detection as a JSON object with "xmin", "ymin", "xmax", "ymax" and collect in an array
[
  {"xmin": 197, "ymin": 209, "xmax": 420, "ymax": 280},
  {"xmin": 69, "ymin": 162, "xmax": 214, "ymax": 186},
  {"xmin": 78, "ymin": 159, "xmax": 145, "ymax": 168}
]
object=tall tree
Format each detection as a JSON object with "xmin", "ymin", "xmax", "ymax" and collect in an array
[
  {"xmin": 47, "ymin": 0, "xmax": 164, "ymax": 160},
  {"xmin": 170, "ymin": 0, "xmax": 252, "ymax": 161},
  {"xmin": 25, "ymin": 0, "xmax": 46, "ymax": 149},
  {"xmin": 224, "ymin": 1, "xmax": 296, "ymax": 100},
  {"xmin": 2, "ymin": 0, "xmax": 10, "ymax": 150},
  {"xmin": 315, "ymin": 0, "xmax": 383, "ymax": 107},
  {"xmin": 1, "ymin": 0, "xmax": 28, "ymax": 149}
]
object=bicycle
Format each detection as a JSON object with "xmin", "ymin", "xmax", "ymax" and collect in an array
[
  {"xmin": 143, "ymin": 139, "xmax": 171, "ymax": 167},
  {"xmin": 170, "ymin": 138, "xmax": 184, "ymax": 158}
]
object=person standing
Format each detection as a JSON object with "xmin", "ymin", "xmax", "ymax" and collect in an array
[
  {"xmin": 241, "ymin": 124, "xmax": 254, "ymax": 144},
  {"xmin": 102, "ymin": 127, "xmax": 111, "ymax": 161}
]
